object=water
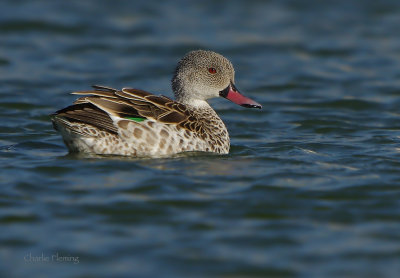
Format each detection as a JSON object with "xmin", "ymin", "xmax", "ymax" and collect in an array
[{"xmin": 1, "ymin": 0, "xmax": 400, "ymax": 277}]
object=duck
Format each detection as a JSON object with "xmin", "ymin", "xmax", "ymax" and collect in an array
[{"xmin": 51, "ymin": 50, "xmax": 262, "ymax": 157}]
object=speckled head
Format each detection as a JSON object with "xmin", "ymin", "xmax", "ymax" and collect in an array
[{"xmin": 172, "ymin": 50, "xmax": 262, "ymax": 109}]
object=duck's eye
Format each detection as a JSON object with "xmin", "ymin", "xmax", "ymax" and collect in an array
[{"xmin": 208, "ymin": 67, "xmax": 217, "ymax": 74}]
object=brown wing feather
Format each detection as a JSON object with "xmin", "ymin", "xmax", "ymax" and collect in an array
[
  {"xmin": 53, "ymin": 103, "xmax": 118, "ymax": 134},
  {"xmin": 91, "ymin": 85, "xmax": 117, "ymax": 92},
  {"xmin": 117, "ymin": 88, "xmax": 152, "ymax": 99},
  {"xmin": 72, "ymin": 90, "xmax": 117, "ymax": 99},
  {"xmin": 144, "ymin": 95, "xmax": 173, "ymax": 106},
  {"xmin": 56, "ymin": 85, "xmax": 202, "ymax": 134},
  {"xmin": 158, "ymin": 111, "xmax": 187, "ymax": 123},
  {"xmin": 83, "ymin": 97, "xmax": 140, "ymax": 118}
]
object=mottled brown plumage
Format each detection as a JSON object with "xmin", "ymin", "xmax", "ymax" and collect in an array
[
  {"xmin": 52, "ymin": 50, "xmax": 261, "ymax": 157},
  {"xmin": 69, "ymin": 86, "xmax": 204, "ymax": 134}
]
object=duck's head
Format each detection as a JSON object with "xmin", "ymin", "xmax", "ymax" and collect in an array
[{"xmin": 172, "ymin": 50, "xmax": 262, "ymax": 109}]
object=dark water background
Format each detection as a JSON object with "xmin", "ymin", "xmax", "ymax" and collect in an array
[{"xmin": 1, "ymin": 0, "xmax": 400, "ymax": 277}]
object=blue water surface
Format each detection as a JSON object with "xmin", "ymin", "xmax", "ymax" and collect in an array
[{"xmin": 1, "ymin": 0, "xmax": 400, "ymax": 277}]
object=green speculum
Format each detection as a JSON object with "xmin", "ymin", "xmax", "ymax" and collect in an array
[{"xmin": 125, "ymin": 117, "xmax": 146, "ymax": 122}]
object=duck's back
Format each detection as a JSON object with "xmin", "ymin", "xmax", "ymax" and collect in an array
[{"xmin": 52, "ymin": 86, "xmax": 230, "ymax": 156}]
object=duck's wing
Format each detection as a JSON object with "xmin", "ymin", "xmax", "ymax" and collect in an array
[{"xmin": 52, "ymin": 85, "xmax": 201, "ymax": 135}]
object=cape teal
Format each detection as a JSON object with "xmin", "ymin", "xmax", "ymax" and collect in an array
[{"xmin": 52, "ymin": 50, "xmax": 262, "ymax": 157}]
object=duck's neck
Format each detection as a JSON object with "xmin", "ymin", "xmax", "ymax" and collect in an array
[
  {"xmin": 177, "ymin": 96, "xmax": 215, "ymax": 118},
  {"xmin": 173, "ymin": 84, "xmax": 229, "ymax": 150},
  {"xmin": 183, "ymin": 98, "xmax": 230, "ymax": 153},
  {"xmin": 182, "ymin": 99, "xmax": 211, "ymax": 109}
]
